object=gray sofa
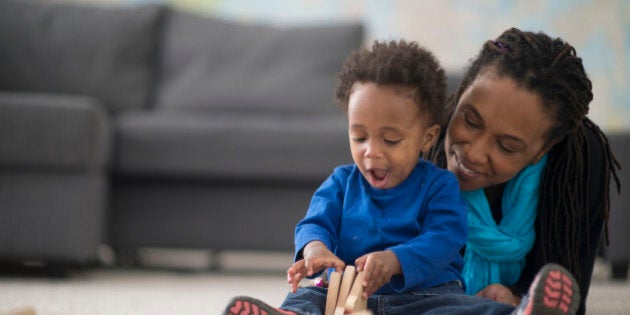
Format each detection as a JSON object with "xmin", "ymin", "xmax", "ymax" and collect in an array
[
  {"xmin": 0, "ymin": 0, "xmax": 361, "ymax": 265},
  {"xmin": 605, "ymin": 133, "xmax": 630, "ymax": 279}
]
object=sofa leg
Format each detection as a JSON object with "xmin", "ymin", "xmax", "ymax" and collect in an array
[
  {"xmin": 114, "ymin": 248, "xmax": 139, "ymax": 268},
  {"xmin": 611, "ymin": 262, "xmax": 629, "ymax": 280},
  {"xmin": 0, "ymin": 261, "xmax": 71, "ymax": 278},
  {"xmin": 44, "ymin": 263, "xmax": 70, "ymax": 278},
  {"xmin": 208, "ymin": 250, "xmax": 221, "ymax": 271}
]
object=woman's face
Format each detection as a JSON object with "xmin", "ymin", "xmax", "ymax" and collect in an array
[{"xmin": 445, "ymin": 68, "xmax": 555, "ymax": 191}]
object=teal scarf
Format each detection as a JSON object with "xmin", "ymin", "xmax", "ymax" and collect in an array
[{"xmin": 462, "ymin": 155, "xmax": 547, "ymax": 295}]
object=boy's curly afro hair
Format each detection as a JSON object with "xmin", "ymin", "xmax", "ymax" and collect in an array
[{"xmin": 335, "ymin": 40, "xmax": 447, "ymax": 126}]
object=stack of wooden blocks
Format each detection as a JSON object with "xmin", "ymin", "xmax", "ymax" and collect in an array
[{"xmin": 325, "ymin": 266, "xmax": 371, "ymax": 315}]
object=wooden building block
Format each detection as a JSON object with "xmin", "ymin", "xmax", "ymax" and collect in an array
[
  {"xmin": 335, "ymin": 266, "xmax": 357, "ymax": 309},
  {"xmin": 325, "ymin": 271, "xmax": 342, "ymax": 315},
  {"xmin": 344, "ymin": 271, "xmax": 367, "ymax": 312}
]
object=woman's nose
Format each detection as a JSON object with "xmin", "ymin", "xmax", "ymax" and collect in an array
[{"xmin": 466, "ymin": 138, "xmax": 489, "ymax": 164}]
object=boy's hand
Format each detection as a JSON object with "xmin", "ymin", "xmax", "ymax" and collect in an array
[
  {"xmin": 286, "ymin": 241, "xmax": 345, "ymax": 293},
  {"xmin": 354, "ymin": 250, "xmax": 401, "ymax": 298}
]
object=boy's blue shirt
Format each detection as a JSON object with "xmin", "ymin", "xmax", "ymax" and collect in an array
[{"xmin": 295, "ymin": 159, "xmax": 468, "ymax": 294}]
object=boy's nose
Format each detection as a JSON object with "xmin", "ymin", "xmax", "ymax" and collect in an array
[{"xmin": 364, "ymin": 141, "xmax": 383, "ymax": 158}]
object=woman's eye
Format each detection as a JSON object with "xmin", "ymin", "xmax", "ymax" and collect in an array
[
  {"xmin": 352, "ymin": 137, "xmax": 366, "ymax": 142},
  {"xmin": 498, "ymin": 142, "xmax": 517, "ymax": 154},
  {"xmin": 464, "ymin": 114, "xmax": 478, "ymax": 128}
]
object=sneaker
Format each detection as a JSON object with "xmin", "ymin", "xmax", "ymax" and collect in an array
[
  {"xmin": 223, "ymin": 296, "xmax": 298, "ymax": 315},
  {"xmin": 514, "ymin": 263, "xmax": 580, "ymax": 315}
]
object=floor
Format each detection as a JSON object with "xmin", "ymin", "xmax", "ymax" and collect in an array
[{"xmin": 0, "ymin": 250, "xmax": 628, "ymax": 315}]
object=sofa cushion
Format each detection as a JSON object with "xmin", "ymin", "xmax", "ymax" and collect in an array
[
  {"xmin": 0, "ymin": 0, "xmax": 165, "ymax": 112},
  {"xmin": 155, "ymin": 10, "xmax": 363, "ymax": 113},
  {"xmin": 114, "ymin": 111, "xmax": 351, "ymax": 181},
  {"xmin": 0, "ymin": 92, "xmax": 111, "ymax": 171}
]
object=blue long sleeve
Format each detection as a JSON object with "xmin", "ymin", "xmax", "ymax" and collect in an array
[{"xmin": 294, "ymin": 159, "xmax": 468, "ymax": 293}]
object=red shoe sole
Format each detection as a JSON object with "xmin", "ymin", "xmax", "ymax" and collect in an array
[
  {"xmin": 526, "ymin": 264, "xmax": 580, "ymax": 315},
  {"xmin": 224, "ymin": 296, "xmax": 296, "ymax": 315}
]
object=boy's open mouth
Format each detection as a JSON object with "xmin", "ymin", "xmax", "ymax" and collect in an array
[{"xmin": 368, "ymin": 169, "xmax": 389, "ymax": 188}]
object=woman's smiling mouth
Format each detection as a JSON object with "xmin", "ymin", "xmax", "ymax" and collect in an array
[{"xmin": 453, "ymin": 153, "xmax": 481, "ymax": 178}]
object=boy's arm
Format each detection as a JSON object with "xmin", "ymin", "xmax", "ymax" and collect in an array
[
  {"xmin": 387, "ymin": 172, "xmax": 468, "ymax": 292},
  {"xmin": 288, "ymin": 168, "xmax": 349, "ymax": 291},
  {"xmin": 287, "ymin": 241, "xmax": 345, "ymax": 293},
  {"xmin": 294, "ymin": 167, "xmax": 347, "ymax": 261},
  {"xmin": 354, "ymin": 250, "xmax": 402, "ymax": 297}
]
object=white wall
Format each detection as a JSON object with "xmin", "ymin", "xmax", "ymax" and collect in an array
[{"xmin": 64, "ymin": 0, "xmax": 630, "ymax": 130}]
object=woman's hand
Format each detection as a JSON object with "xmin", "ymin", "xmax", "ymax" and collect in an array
[
  {"xmin": 354, "ymin": 250, "xmax": 401, "ymax": 298},
  {"xmin": 475, "ymin": 283, "xmax": 521, "ymax": 306},
  {"xmin": 287, "ymin": 241, "xmax": 345, "ymax": 293}
]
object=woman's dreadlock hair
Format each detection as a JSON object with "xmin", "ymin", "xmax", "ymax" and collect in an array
[
  {"xmin": 336, "ymin": 40, "xmax": 447, "ymax": 127},
  {"xmin": 428, "ymin": 27, "xmax": 621, "ymax": 285}
]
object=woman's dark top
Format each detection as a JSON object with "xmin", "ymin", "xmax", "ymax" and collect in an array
[{"xmin": 490, "ymin": 124, "xmax": 606, "ymax": 315}]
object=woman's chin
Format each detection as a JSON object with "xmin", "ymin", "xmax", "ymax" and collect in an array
[{"xmin": 456, "ymin": 177, "xmax": 483, "ymax": 191}]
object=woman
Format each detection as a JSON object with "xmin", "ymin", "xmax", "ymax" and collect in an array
[
  {"xmin": 427, "ymin": 27, "xmax": 620, "ymax": 315},
  {"xmin": 224, "ymin": 28, "xmax": 618, "ymax": 315}
]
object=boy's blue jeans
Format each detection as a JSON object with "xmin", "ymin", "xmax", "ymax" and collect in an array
[{"xmin": 279, "ymin": 281, "xmax": 516, "ymax": 315}]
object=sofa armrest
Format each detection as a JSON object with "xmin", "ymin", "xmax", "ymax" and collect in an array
[
  {"xmin": 0, "ymin": 92, "xmax": 111, "ymax": 171},
  {"xmin": 607, "ymin": 133, "xmax": 630, "ymax": 271}
]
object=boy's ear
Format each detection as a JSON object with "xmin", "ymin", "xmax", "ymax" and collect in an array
[{"xmin": 421, "ymin": 124, "xmax": 441, "ymax": 153}]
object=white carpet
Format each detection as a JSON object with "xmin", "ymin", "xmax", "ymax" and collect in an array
[
  {"xmin": 0, "ymin": 252, "xmax": 628, "ymax": 315},
  {"xmin": 0, "ymin": 269, "xmax": 288, "ymax": 315}
]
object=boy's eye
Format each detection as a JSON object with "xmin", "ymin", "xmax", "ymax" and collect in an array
[{"xmin": 384, "ymin": 139, "xmax": 401, "ymax": 145}]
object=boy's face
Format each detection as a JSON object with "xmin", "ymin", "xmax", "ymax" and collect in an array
[{"xmin": 348, "ymin": 82, "xmax": 440, "ymax": 189}]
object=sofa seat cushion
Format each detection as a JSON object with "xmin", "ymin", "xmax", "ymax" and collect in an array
[
  {"xmin": 0, "ymin": 0, "xmax": 166, "ymax": 112},
  {"xmin": 155, "ymin": 10, "xmax": 363, "ymax": 114},
  {"xmin": 114, "ymin": 111, "xmax": 351, "ymax": 181}
]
